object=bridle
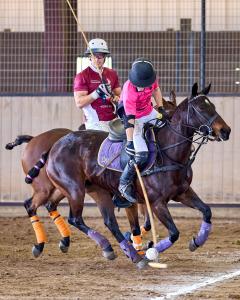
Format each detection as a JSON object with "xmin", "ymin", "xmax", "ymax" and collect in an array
[
  {"xmin": 187, "ymin": 94, "xmax": 219, "ymax": 137},
  {"xmin": 142, "ymin": 94, "xmax": 220, "ymax": 175}
]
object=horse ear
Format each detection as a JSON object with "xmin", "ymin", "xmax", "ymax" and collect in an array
[
  {"xmin": 191, "ymin": 82, "xmax": 198, "ymax": 97},
  {"xmin": 200, "ymin": 83, "xmax": 211, "ymax": 95}
]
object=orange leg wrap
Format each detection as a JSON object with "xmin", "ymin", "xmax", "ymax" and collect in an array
[
  {"xmin": 131, "ymin": 234, "xmax": 143, "ymax": 250},
  {"xmin": 49, "ymin": 210, "xmax": 71, "ymax": 237},
  {"xmin": 30, "ymin": 216, "xmax": 47, "ymax": 244}
]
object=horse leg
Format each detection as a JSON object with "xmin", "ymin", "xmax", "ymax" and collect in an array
[
  {"xmin": 24, "ymin": 195, "xmax": 47, "ymax": 258},
  {"xmin": 152, "ymin": 201, "xmax": 180, "ymax": 254},
  {"xmin": 44, "ymin": 192, "xmax": 71, "ymax": 254},
  {"xmin": 96, "ymin": 190, "xmax": 147, "ymax": 268},
  {"xmin": 86, "ymin": 186, "xmax": 146, "ymax": 267},
  {"xmin": 174, "ymin": 187, "xmax": 212, "ymax": 251},
  {"xmin": 124, "ymin": 204, "xmax": 145, "ymax": 254}
]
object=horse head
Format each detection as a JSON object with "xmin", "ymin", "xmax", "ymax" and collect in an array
[{"xmin": 187, "ymin": 82, "xmax": 231, "ymax": 141}]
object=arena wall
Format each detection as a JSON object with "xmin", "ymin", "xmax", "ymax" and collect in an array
[{"xmin": 0, "ymin": 96, "xmax": 239, "ymax": 204}]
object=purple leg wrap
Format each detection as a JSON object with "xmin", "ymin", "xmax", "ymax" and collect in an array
[
  {"xmin": 120, "ymin": 239, "xmax": 140, "ymax": 263},
  {"xmin": 194, "ymin": 221, "xmax": 212, "ymax": 246},
  {"xmin": 155, "ymin": 237, "xmax": 173, "ymax": 253},
  {"xmin": 87, "ymin": 229, "xmax": 111, "ymax": 250}
]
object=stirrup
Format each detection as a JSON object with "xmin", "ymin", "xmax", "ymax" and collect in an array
[
  {"xmin": 112, "ymin": 194, "xmax": 132, "ymax": 208},
  {"xmin": 119, "ymin": 183, "xmax": 137, "ymax": 204}
]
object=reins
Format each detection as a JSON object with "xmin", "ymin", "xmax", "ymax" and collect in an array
[{"xmin": 142, "ymin": 95, "xmax": 218, "ymax": 176}]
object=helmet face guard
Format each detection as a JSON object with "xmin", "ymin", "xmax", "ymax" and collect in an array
[
  {"xmin": 85, "ymin": 38, "xmax": 110, "ymax": 56},
  {"xmin": 129, "ymin": 58, "xmax": 156, "ymax": 88}
]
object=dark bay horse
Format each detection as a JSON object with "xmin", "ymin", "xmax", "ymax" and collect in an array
[
  {"xmin": 44, "ymin": 83, "xmax": 230, "ymax": 268},
  {"xmin": 6, "ymin": 94, "xmax": 177, "ymax": 259}
]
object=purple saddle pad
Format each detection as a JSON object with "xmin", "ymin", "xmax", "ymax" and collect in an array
[
  {"xmin": 98, "ymin": 138, "xmax": 123, "ymax": 172},
  {"xmin": 98, "ymin": 128, "xmax": 157, "ymax": 173}
]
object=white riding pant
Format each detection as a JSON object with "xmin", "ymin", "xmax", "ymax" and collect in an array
[
  {"xmin": 133, "ymin": 109, "xmax": 160, "ymax": 153},
  {"xmin": 85, "ymin": 120, "xmax": 111, "ymax": 132}
]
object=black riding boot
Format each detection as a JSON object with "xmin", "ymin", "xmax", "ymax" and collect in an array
[
  {"xmin": 118, "ymin": 151, "xmax": 149, "ymax": 204},
  {"xmin": 118, "ymin": 159, "xmax": 137, "ymax": 204}
]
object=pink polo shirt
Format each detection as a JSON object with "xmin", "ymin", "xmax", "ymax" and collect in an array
[{"xmin": 119, "ymin": 79, "xmax": 159, "ymax": 119}]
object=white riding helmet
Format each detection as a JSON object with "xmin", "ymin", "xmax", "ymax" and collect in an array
[{"xmin": 85, "ymin": 38, "xmax": 110, "ymax": 55}]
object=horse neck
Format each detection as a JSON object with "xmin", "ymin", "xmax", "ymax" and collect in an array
[{"xmin": 157, "ymin": 99, "xmax": 195, "ymax": 164}]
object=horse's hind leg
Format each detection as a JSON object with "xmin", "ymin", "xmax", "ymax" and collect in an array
[
  {"xmin": 174, "ymin": 187, "xmax": 212, "ymax": 251},
  {"xmin": 24, "ymin": 195, "xmax": 47, "ymax": 258},
  {"xmin": 90, "ymin": 188, "xmax": 147, "ymax": 268},
  {"xmin": 68, "ymin": 194, "xmax": 117, "ymax": 261},
  {"xmin": 44, "ymin": 191, "xmax": 71, "ymax": 254},
  {"xmin": 48, "ymin": 175, "xmax": 117, "ymax": 260},
  {"xmin": 124, "ymin": 204, "xmax": 145, "ymax": 254}
]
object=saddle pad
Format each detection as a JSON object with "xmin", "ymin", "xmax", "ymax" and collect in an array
[{"xmin": 98, "ymin": 138, "xmax": 123, "ymax": 172}]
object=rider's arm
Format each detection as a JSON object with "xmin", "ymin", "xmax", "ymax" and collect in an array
[
  {"xmin": 152, "ymin": 87, "xmax": 164, "ymax": 109},
  {"xmin": 126, "ymin": 119, "xmax": 135, "ymax": 141},
  {"xmin": 74, "ymin": 90, "xmax": 95, "ymax": 109}
]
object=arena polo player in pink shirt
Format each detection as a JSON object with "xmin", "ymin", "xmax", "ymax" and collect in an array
[{"xmin": 118, "ymin": 58, "xmax": 169, "ymax": 205}]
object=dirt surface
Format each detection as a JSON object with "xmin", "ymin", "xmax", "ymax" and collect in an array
[{"xmin": 0, "ymin": 209, "xmax": 240, "ymax": 300}]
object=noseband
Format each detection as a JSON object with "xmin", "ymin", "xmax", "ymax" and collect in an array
[{"xmin": 187, "ymin": 94, "xmax": 219, "ymax": 136}]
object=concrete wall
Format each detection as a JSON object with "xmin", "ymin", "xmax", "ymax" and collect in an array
[{"xmin": 0, "ymin": 96, "xmax": 239, "ymax": 203}]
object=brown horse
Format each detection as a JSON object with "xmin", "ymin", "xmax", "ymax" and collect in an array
[
  {"xmin": 44, "ymin": 83, "xmax": 230, "ymax": 268},
  {"xmin": 6, "ymin": 94, "xmax": 177, "ymax": 259}
]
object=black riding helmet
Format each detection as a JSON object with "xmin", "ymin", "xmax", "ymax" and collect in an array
[{"xmin": 129, "ymin": 58, "xmax": 156, "ymax": 88}]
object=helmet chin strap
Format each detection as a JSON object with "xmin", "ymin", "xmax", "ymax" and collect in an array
[{"xmin": 89, "ymin": 63, "xmax": 103, "ymax": 74}]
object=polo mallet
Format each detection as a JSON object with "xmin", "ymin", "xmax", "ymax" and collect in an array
[
  {"xmin": 65, "ymin": 0, "xmax": 114, "ymax": 99},
  {"xmin": 134, "ymin": 164, "xmax": 167, "ymax": 269},
  {"xmin": 65, "ymin": 0, "xmax": 101, "ymax": 77}
]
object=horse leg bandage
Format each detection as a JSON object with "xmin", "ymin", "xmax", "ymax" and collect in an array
[
  {"xmin": 49, "ymin": 211, "xmax": 71, "ymax": 237},
  {"xmin": 87, "ymin": 229, "xmax": 110, "ymax": 250},
  {"xmin": 30, "ymin": 216, "xmax": 47, "ymax": 244},
  {"xmin": 131, "ymin": 234, "xmax": 143, "ymax": 250},
  {"xmin": 194, "ymin": 221, "xmax": 212, "ymax": 246},
  {"xmin": 120, "ymin": 239, "xmax": 140, "ymax": 263},
  {"xmin": 155, "ymin": 237, "xmax": 173, "ymax": 253}
]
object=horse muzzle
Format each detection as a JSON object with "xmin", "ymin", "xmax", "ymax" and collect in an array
[{"xmin": 212, "ymin": 127, "xmax": 231, "ymax": 141}]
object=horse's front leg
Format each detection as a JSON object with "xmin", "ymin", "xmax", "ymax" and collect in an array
[
  {"xmin": 152, "ymin": 201, "xmax": 180, "ymax": 254},
  {"xmin": 174, "ymin": 187, "xmax": 212, "ymax": 251}
]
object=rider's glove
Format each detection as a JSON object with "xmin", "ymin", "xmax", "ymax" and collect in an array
[
  {"xmin": 125, "ymin": 141, "xmax": 135, "ymax": 158},
  {"xmin": 157, "ymin": 106, "xmax": 169, "ymax": 121},
  {"xmin": 91, "ymin": 83, "xmax": 112, "ymax": 100}
]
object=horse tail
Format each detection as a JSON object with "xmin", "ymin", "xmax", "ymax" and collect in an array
[
  {"xmin": 25, "ymin": 151, "xmax": 50, "ymax": 184},
  {"xmin": 5, "ymin": 135, "xmax": 33, "ymax": 150}
]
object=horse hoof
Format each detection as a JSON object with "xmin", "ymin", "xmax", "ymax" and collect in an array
[
  {"xmin": 59, "ymin": 240, "xmax": 69, "ymax": 253},
  {"xmin": 136, "ymin": 257, "xmax": 149, "ymax": 269},
  {"xmin": 32, "ymin": 244, "xmax": 44, "ymax": 258},
  {"xmin": 189, "ymin": 237, "xmax": 198, "ymax": 252},
  {"xmin": 102, "ymin": 250, "xmax": 117, "ymax": 260}
]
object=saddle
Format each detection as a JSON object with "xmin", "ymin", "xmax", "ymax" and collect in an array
[{"xmin": 97, "ymin": 119, "xmax": 157, "ymax": 173}]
